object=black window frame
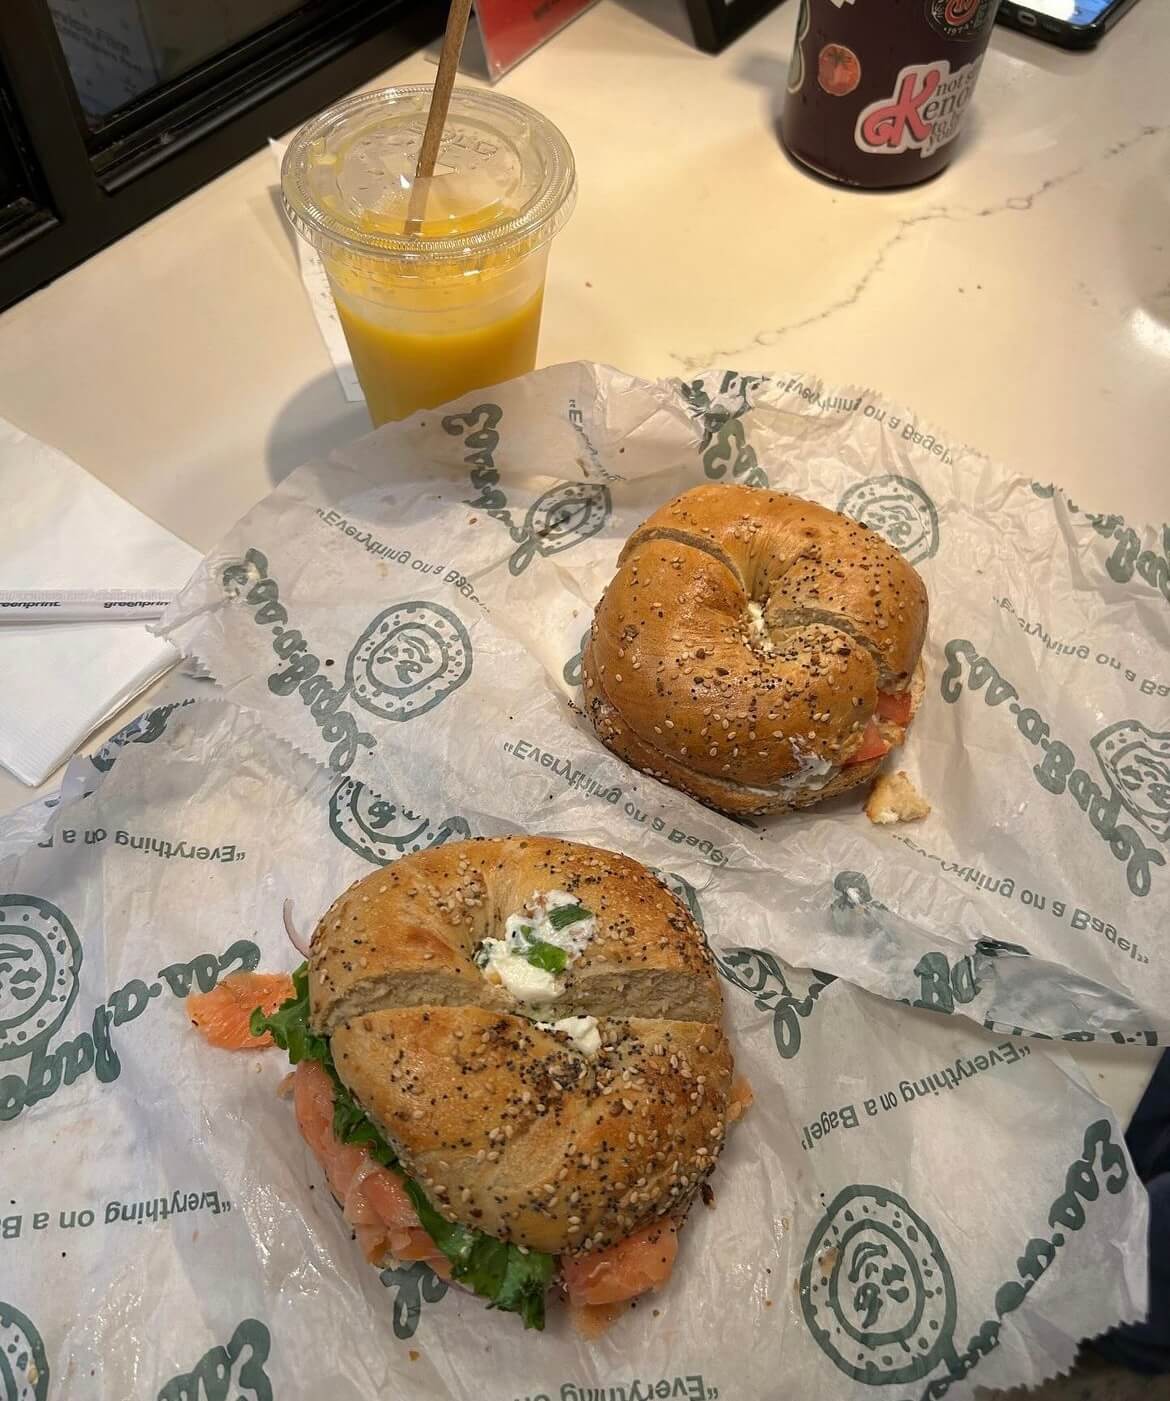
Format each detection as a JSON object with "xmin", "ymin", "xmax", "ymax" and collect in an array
[{"xmin": 0, "ymin": 0, "xmax": 445, "ymax": 311}]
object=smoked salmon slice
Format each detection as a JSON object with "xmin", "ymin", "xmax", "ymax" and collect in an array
[
  {"xmin": 875, "ymin": 689, "xmax": 913, "ymax": 726},
  {"xmin": 187, "ymin": 972, "xmax": 296, "ymax": 1050},
  {"xmin": 561, "ymin": 1219, "xmax": 679, "ymax": 1307},
  {"xmin": 844, "ymin": 718, "xmax": 890, "ymax": 766},
  {"xmin": 291, "ymin": 1061, "xmax": 450, "ymax": 1276}
]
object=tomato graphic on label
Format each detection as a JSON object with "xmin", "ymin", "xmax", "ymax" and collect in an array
[{"xmin": 818, "ymin": 44, "xmax": 861, "ymax": 97}]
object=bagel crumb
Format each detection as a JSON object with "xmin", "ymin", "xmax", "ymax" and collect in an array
[{"xmin": 866, "ymin": 770, "xmax": 931, "ymax": 825}]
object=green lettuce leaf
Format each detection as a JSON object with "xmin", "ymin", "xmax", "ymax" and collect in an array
[
  {"xmin": 404, "ymin": 1180, "xmax": 555, "ymax": 1329},
  {"xmin": 252, "ymin": 963, "xmax": 554, "ymax": 1326}
]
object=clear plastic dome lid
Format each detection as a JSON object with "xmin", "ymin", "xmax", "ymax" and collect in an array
[{"xmin": 281, "ymin": 85, "xmax": 576, "ymax": 274}]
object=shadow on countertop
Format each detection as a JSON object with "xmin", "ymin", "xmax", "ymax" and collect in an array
[
  {"xmin": 265, "ymin": 371, "xmax": 372, "ymax": 484},
  {"xmin": 981, "ymin": 1352, "xmax": 1170, "ymax": 1400}
]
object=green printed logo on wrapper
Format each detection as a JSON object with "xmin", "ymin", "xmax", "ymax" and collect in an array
[
  {"xmin": 0, "ymin": 936, "xmax": 260, "ymax": 1122},
  {"xmin": 715, "ymin": 946, "xmax": 834, "ymax": 1061},
  {"xmin": 157, "ymin": 1318, "xmax": 272, "ymax": 1401},
  {"xmin": 508, "ymin": 482, "xmax": 612, "ymax": 575},
  {"xmin": 444, "ymin": 403, "xmax": 612, "ymax": 574},
  {"xmin": 1029, "ymin": 485, "xmax": 1170, "ymax": 618},
  {"xmin": 329, "ymin": 778, "xmax": 471, "ymax": 866},
  {"xmin": 832, "ymin": 872, "xmax": 986, "ymax": 1017},
  {"xmin": 800, "ymin": 1186, "xmax": 958, "ymax": 1386},
  {"xmin": 678, "ymin": 373, "xmax": 768, "ymax": 488},
  {"xmin": 831, "ymin": 870, "xmax": 887, "ymax": 921},
  {"xmin": 0, "ymin": 896, "xmax": 81, "ymax": 1061},
  {"xmin": 346, "ymin": 603, "xmax": 472, "ymax": 722},
  {"xmin": 940, "ymin": 639, "xmax": 1165, "ymax": 897},
  {"xmin": 563, "ymin": 627, "xmax": 591, "ymax": 689},
  {"xmin": 380, "ymin": 1261, "xmax": 450, "ymax": 1340},
  {"xmin": 90, "ymin": 699, "xmax": 196, "ymax": 774},
  {"xmin": 800, "ymin": 1120, "xmax": 1133, "ymax": 1396},
  {"xmin": 1092, "ymin": 720, "xmax": 1170, "ymax": 845},
  {"xmin": 223, "ymin": 550, "xmax": 473, "ymax": 770},
  {"xmin": 0, "ymin": 1301, "xmax": 48, "ymax": 1401},
  {"xmin": 838, "ymin": 476, "xmax": 940, "ymax": 565}
]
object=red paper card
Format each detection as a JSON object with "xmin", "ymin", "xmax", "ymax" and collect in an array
[{"xmin": 473, "ymin": 0, "xmax": 598, "ymax": 79}]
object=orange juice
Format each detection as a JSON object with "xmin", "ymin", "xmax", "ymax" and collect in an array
[
  {"xmin": 334, "ymin": 286, "xmax": 543, "ymax": 426},
  {"xmin": 282, "ymin": 87, "xmax": 576, "ymax": 425}
]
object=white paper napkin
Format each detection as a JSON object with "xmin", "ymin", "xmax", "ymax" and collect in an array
[{"xmin": 0, "ymin": 416, "xmax": 201, "ymax": 786}]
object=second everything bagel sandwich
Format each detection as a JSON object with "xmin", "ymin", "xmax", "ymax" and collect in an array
[
  {"xmin": 251, "ymin": 837, "xmax": 747, "ymax": 1334},
  {"xmin": 582, "ymin": 483, "xmax": 928, "ymax": 816}
]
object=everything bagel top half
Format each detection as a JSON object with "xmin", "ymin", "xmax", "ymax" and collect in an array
[{"xmin": 582, "ymin": 484, "xmax": 928, "ymax": 815}]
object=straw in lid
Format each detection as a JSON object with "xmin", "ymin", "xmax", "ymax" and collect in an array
[{"xmin": 281, "ymin": 85, "xmax": 576, "ymax": 278}]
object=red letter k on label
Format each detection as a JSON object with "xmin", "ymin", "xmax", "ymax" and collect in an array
[{"xmin": 860, "ymin": 67, "xmax": 942, "ymax": 151}]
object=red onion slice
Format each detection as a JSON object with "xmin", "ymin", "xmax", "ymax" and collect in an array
[{"xmin": 282, "ymin": 898, "xmax": 312, "ymax": 958}]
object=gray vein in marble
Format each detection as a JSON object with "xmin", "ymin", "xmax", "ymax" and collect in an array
[{"xmin": 671, "ymin": 123, "xmax": 1169, "ymax": 373}]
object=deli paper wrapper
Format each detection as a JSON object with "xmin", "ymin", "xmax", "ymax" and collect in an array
[
  {"xmin": 159, "ymin": 362, "xmax": 1170, "ymax": 1044},
  {"xmin": 0, "ymin": 700, "xmax": 1149, "ymax": 1399}
]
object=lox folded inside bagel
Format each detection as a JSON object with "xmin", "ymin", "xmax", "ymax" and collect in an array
[
  {"xmin": 253, "ymin": 837, "xmax": 737, "ymax": 1332},
  {"xmin": 582, "ymin": 484, "xmax": 928, "ymax": 816}
]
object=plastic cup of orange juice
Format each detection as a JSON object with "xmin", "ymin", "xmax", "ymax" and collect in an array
[{"xmin": 281, "ymin": 86, "xmax": 576, "ymax": 426}]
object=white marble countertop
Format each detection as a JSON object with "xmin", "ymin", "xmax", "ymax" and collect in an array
[{"xmin": 0, "ymin": 0, "xmax": 1165, "ymax": 1116}]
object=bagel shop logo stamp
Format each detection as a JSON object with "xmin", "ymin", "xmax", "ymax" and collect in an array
[
  {"xmin": 329, "ymin": 778, "xmax": 471, "ymax": 866},
  {"xmin": 380, "ymin": 1261, "xmax": 449, "ymax": 1340},
  {"xmin": 801, "ymin": 1186, "xmax": 957, "ymax": 1385},
  {"xmin": 838, "ymin": 476, "xmax": 940, "ymax": 565},
  {"xmin": 157, "ymin": 1319, "xmax": 272, "ymax": 1401},
  {"xmin": 223, "ymin": 549, "xmax": 472, "ymax": 769},
  {"xmin": 925, "ymin": 0, "xmax": 996, "ymax": 41},
  {"xmin": 855, "ymin": 57, "xmax": 983, "ymax": 160},
  {"xmin": 0, "ymin": 896, "xmax": 81, "ymax": 1063},
  {"xmin": 715, "ymin": 946, "xmax": 835, "ymax": 1061},
  {"xmin": 443, "ymin": 403, "xmax": 612, "ymax": 574},
  {"xmin": 1092, "ymin": 720, "xmax": 1170, "ymax": 845},
  {"xmin": 0, "ymin": 1300, "xmax": 48, "ymax": 1401},
  {"xmin": 346, "ymin": 602, "xmax": 472, "ymax": 722},
  {"xmin": 800, "ymin": 1120, "xmax": 1130, "ymax": 1396},
  {"xmin": 678, "ymin": 373, "xmax": 768, "ymax": 488},
  {"xmin": 0, "ymin": 934, "xmax": 261, "ymax": 1122},
  {"xmin": 941, "ymin": 640, "xmax": 1166, "ymax": 897}
]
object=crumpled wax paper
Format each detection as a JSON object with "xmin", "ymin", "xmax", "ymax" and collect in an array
[
  {"xmin": 0, "ymin": 699, "xmax": 1149, "ymax": 1400},
  {"xmin": 158, "ymin": 362, "xmax": 1170, "ymax": 1044}
]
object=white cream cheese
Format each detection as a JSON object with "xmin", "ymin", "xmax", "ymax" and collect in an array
[
  {"xmin": 535, "ymin": 1015, "xmax": 602, "ymax": 1056},
  {"xmin": 746, "ymin": 600, "xmax": 774, "ymax": 655},
  {"xmin": 475, "ymin": 889, "xmax": 596, "ymax": 1008},
  {"xmin": 779, "ymin": 742, "xmax": 837, "ymax": 792},
  {"xmin": 478, "ymin": 946, "xmax": 561, "ymax": 1004}
]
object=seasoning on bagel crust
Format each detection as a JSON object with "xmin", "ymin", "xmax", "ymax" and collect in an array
[
  {"xmin": 244, "ymin": 837, "xmax": 742, "ymax": 1333},
  {"xmin": 581, "ymin": 484, "xmax": 928, "ymax": 815}
]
